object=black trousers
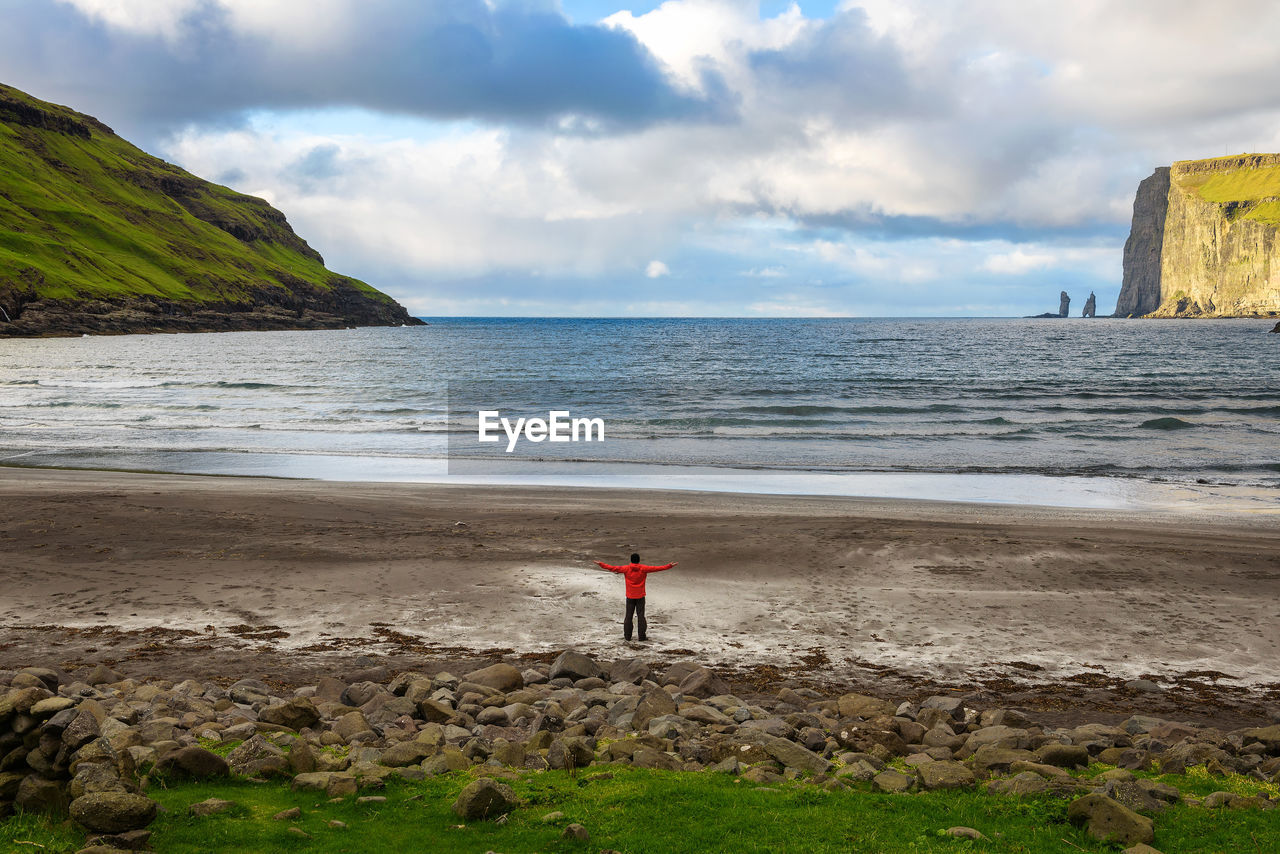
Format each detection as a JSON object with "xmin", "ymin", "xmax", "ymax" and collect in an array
[{"xmin": 624, "ymin": 596, "xmax": 646, "ymax": 640}]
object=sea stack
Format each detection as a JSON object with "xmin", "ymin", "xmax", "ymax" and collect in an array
[
  {"xmin": 1116, "ymin": 154, "xmax": 1280, "ymax": 318},
  {"xmin": 1082, "ymin": 292, "xmax": 1096, "ymax": 318},
  {"xmin": 1058, "ymin": 291, "xmax": 1070, "ymax": 318}
]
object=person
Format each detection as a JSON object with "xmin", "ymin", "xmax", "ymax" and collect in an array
[{"xmin": 595, "ymin": 552, "xmax": 677, "ymax": 642}]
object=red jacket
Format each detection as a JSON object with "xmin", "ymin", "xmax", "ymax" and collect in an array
[{"xmin": 597, "ymin": 561, "xmax": 675, "ymax": 598}]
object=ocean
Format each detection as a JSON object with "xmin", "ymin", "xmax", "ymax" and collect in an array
[{"xmin": 1, "ymin": 317, "xmax": 1277, "ymax": 510}]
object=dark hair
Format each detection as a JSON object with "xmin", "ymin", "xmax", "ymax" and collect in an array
[{"xmin": 630, "ymin": 553, "xmax": 640, "ymax": 564}]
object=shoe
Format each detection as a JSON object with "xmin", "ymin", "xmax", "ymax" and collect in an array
[{"xmin": 638, "ymin": 635, "xmax": 648, "ymax": 642}]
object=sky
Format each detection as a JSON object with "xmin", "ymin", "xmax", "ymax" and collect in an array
[{"xmin": 4, "ymin": 1, "xmax": 1280, "ymax": 317}]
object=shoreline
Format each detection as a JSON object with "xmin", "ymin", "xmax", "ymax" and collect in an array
[
  {"xmin": 3, "ymin": 455, "xmax": 1278, "ymax": 517},
  {"xmin": 2, "ymin": 467, "xmax": 1278, "ymax": 729}
]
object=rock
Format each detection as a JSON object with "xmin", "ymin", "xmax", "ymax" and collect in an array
[
  {"xmin": 873, "ymin": 769, "xmax": 913, "ymax": 793},
  {"xmin": 610, "ymin": 658, "xmax": 650, "ymax": 684},
  {"xmin": 273, "ymin": 807, "xmax": 302, "ymax": 820},
  {"xmin": 188, "ymin": 798, "xmax": 236, "ymax": 817},
  {"xmin": 82, "ymin": 829, "xmax": 151, "ymax": 851},
  {"xmin": 228, "ymin": 678, "xmax": 272, "ymax": 705},
  {"xmin": 1103, "ymin": 780, "xmax": 1168, "ymax": 813},
  {"xmin": 1067, "ymin": 793, "xmax": 1155, "ymax": 846},
  {"xmin": 451, "ymin": 778, "xmax": 518, "ymax": 821},
  {"xmin": 156, "ymin": 745, "xmax": 229, "ymax": 780},
  {"xmin": 1121, "ymin": 845, "xmax": 1164, "ymax": 854},
  {"xmin": 631, "ymin": 747, "xmax": 681, "ymax": 771},
  {"xmin": 63, "ymin": 708, "xmax": 103, "ymax": 751},
  {"xmin": 542, "ymin": 810, "xmax": 566, "ymax": 824},
  {"xmin": 380, "ymin": 741, "xmax": 434, "ymax": 767},
  {"xmin": 987, "ymin": 771, "xmax": 1051, "ymax": 797},
  {"xmin": 30, "ymin": 696, "xmax": 75, "ymax": 717},
  {"xmin": 549, "ymin": 650, "xmax": 602, "ymax": 682},
  {"xmin": 333, "ymin": 711, "xmax": 376, "ymax": 742},
  {"xmin": 16, "ymin": 775, "xmax": 68, "ymax": 814},
  {"xmin": 18, "ymin": 667, "xmax": 60, "ymax": 691},
  {"xmin": 548, "ymin": 737, "xmax": 595, "ymax": 770},
  {"xmin": 84, "ymin": 665, "xmax": 123, "ymax": 686},
  {"xmin": 632, "ymin": 690, "xmax": 678, "ymax": 732},
  {"xmin": 289, "ymin": 740, "xmax": 317, "ymax": 774},
  {"xmin": 1271, "ymin": 321, "xmax": 1280, "ymax": 333},
  {"xmin": 917, "ymin": 761, "xmax": 975, "ymax": 790},
  {"xmin": 70, "ymin": 793, "xmax": 159, "ymax": 833},
  {"xmin": 1037, "ymin": 743, "xmax": 1090, "ymax": 768},
  {"xmin": 677, "ymin": 667, "xmax": 729, "ymax": 699},
  {"xmin": 970, "ymin": 745, "xmax": 1036, "ymax": 773},
  {"xmin": 944, "ymin": 827, "xmax": 986, "ymax": 840},
  {"xmin": 1243, "ymin": 723, "xmax": 1280, "ymax": 753},
  {"xmin": 1058, "ymin": 290, "xmax": 1071, "ymax": 317},
  {"xmin": 464, "ymin": 663, "xmax": 523, "ymax": 692},
  {"xmin": 1082, "ymin": 291, "xmax": 1097, "ymax": 317},
  {"xmin": 258, "ymin": 697, "xmax": 320, "ymax": 731},
  {"xmin": 761, "ymin": 736, "xmax": 831, "ymax": 775},
  {"xmin": 837, "ymin": 693, "xmax": 896, "ymax": 719},
  {"xmin": 561, "ymin": 823, "xmax": 589, "ymax": 841},
  {"xmin": 226, "ymin": 734, "xmax": 289, "ymax": 778}
]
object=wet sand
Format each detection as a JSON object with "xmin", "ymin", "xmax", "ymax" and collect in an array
[{"xmin": 1, "ymin": 467, "xmax": 1278, "ymax": 724}]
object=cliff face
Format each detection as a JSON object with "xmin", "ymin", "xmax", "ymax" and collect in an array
[
  {"xmin": 0, "ymin": 82, "xmax": 423, "ymax": 337},
  {"xmin": 1116, "ymin": 155, "xmax": 1280, "ymax": 318},
  {"xmin": 1116, "ymin": 155, "xmax": 1280, "ymax": 317}
]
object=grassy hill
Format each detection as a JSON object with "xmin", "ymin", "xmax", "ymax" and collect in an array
[{"xmin": 0, "ymin": 82, "xmax": 421, "ymax": 336}]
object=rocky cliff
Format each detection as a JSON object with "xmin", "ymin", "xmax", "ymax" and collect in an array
[
  {"xmin": 1117, "ymin": 155, "xmax": 1280, "ymax": 317},
  {"xmin": 0, "ymin": 83, "xmax": 423, "ymax": 336}
]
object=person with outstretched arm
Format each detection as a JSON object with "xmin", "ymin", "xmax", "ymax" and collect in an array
[{"xmin": 595, "ymin": 552, "xmax": 678, "ymax": 642}]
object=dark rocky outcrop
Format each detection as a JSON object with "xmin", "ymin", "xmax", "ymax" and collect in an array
[
  {"xmin": 1058, "ymin": 290, "xmax": 1071, "ymax": 318},
  {"xmin": 1082, "ymin": 292, "xmax": 1096, "ymax": 317}
]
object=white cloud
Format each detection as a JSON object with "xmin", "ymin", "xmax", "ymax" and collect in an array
[
  {"xmin": 645, "ymin": 260, "xmax": 671, "ymax": 277},
  {"xmin": 62, "ymin": 0, "xmax": 1278, "ymax": 314}
]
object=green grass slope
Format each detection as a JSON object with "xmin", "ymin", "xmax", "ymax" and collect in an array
[
  {"xmin": 1173, "ymin": 153, "xmax": 1280, "ymax": 227},
  {"xmin": 0, "ymin": 82, "xmax": 418, "ymax": 335}
]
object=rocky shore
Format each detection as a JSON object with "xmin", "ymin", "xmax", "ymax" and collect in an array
[{"xmin": 3, "ymin": 649, "xmax": 1278, "ymax": 853}]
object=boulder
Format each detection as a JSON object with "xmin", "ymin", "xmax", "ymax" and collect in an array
[
  {"xmin": 631, "ymin": 747, "xmax": 681, "ymax": 770},
  {"xmin": 761, "ymin": 736, "xmax": 831, "ymax": 775},
  {"xmin": 63, "ymin": 708, "xmax": 102, "ymax": 751},
  {"xmin": 548, "ymin": 737, "xmax": 595, "ymax": 770},
  {"xmin": 156, "ymin": 746, "xmax": 229, "ymax": 780},
  {"xmin": 678, "ymin": 667, "xmax": 730, "ymax": 699},
  {"xmin": 837, "ymin": 693, "xmax": 896, "ymax": 719},
  {"xmin": 611, "ymin": 658, "xmax": 650, "ymax": 685},
  {"xmin": 451, "ymin": 778, "xmax": 518, "ymax": 820},
  {"xmin": 873, "ymin": 769, "xmax": 913, "ymax": 793},
  {"xmin": 917, "ymin": 761, "xmax": 976, "ymax": 790},
  {"xmin": 632, "ymin": 690, "xmax": 678, "ymax": 732},
  {"xmin": 16, "ymin": 775, "xmax": 68, "ymax": 814},
  {"xmin": 1067, "ymin": 794, "xmax": 1154, "ymax": 846},
  {"xmin": 1037, "ymin": 743, "xmax": 1090, "ymax": 768},
  {"xmin": 70, "ymin": 792, "xmax": 159, "ymax": 833},
  {"xmin": 258, "ymin": 697, "xmax": 320, "ymax": 731},
  {"xmin": 226, "ymin": 734, "xmax": 289, "ymax": 778},
  {"xmin": 333, "ymin": 711, "xmax": 376, "ymax": 742},
  {"xmin": 464, "ymin": 663, "xmax": 523, "ymax": 692},
  {"xmin": 84, "ymin": 665, "xmax": 123, "ymax": 686},
  {"xmin": 549, "ymin": 650, "xmax": 602, "ymax": 682}
]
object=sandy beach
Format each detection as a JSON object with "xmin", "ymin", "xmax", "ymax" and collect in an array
[{"xmin": 1, "ymin": 467, "xmax": 1278, "ymax": 726}]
